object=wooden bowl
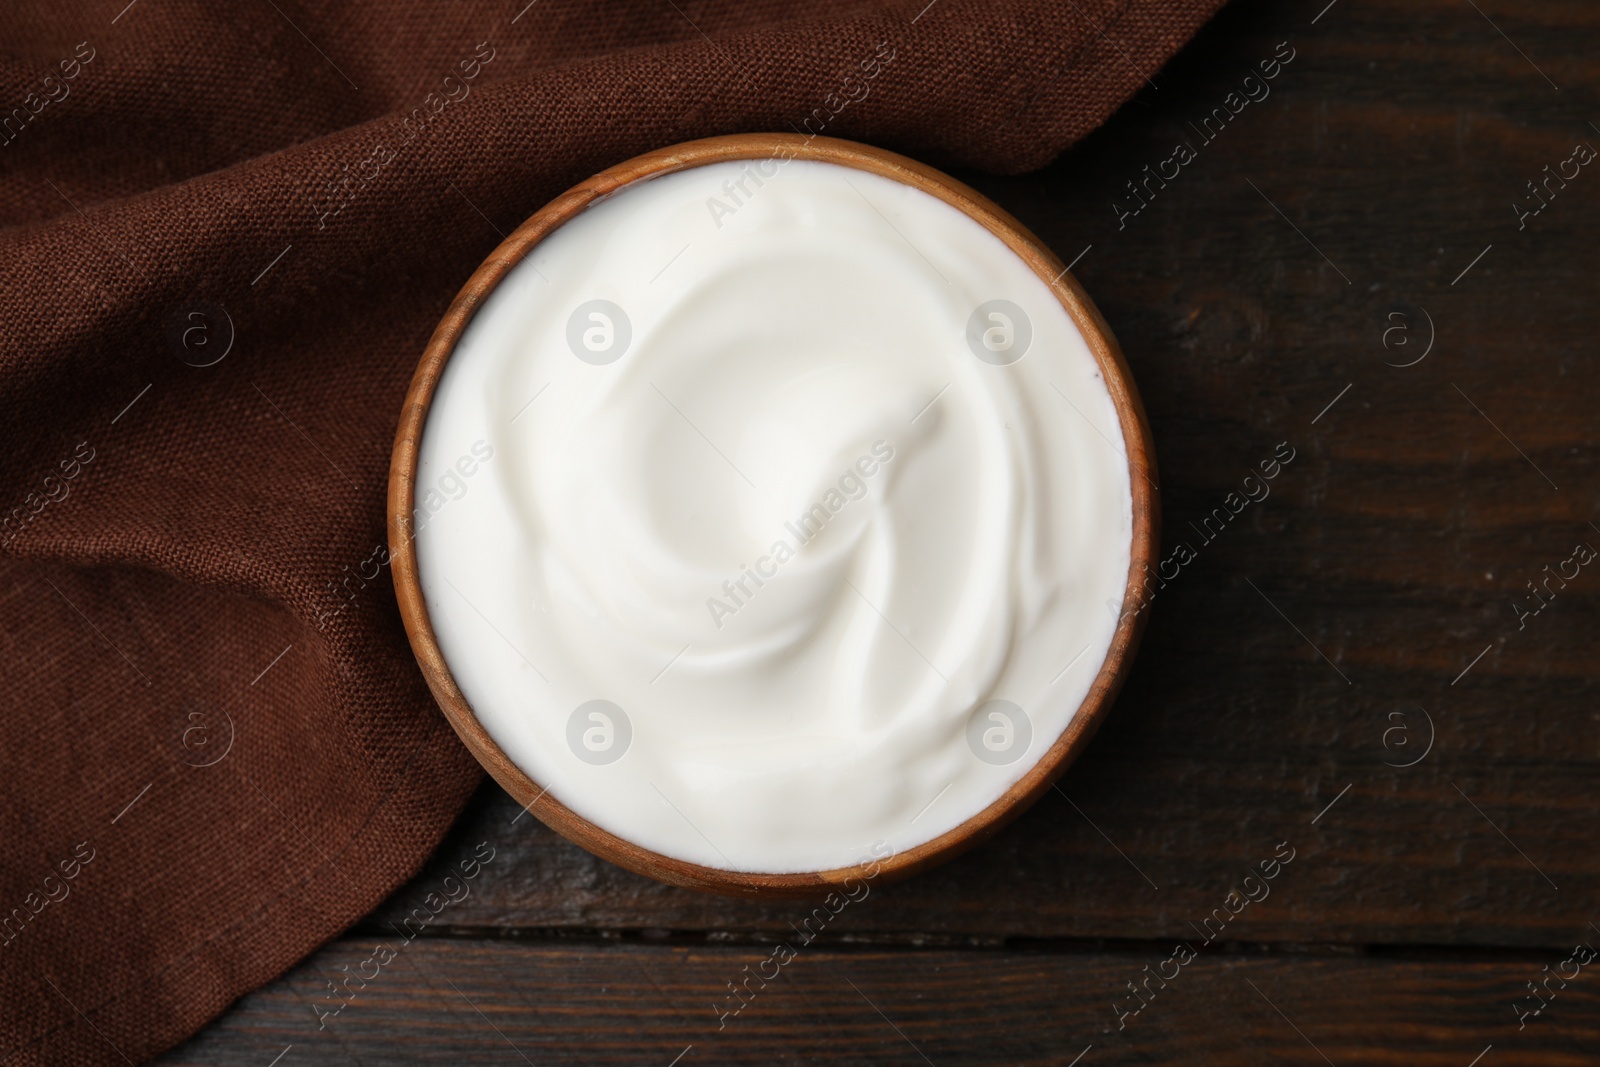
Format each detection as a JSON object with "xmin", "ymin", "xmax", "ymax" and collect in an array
[{"xmin": 388, "ymin": 133, "xmax": 1159, "ymax": 899}]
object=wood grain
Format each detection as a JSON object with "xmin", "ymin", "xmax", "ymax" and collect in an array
[
  {"xmin": 359, "ymin": 766, "xmax": 1596, "ymax": 950},
  {"xmin": 158, "ymin": 937, "xmax": 1600, "ymax": 1065}
]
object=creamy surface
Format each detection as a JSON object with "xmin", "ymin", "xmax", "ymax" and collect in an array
[{"xmin": 416, "ymin": 158, "xmax": 1133, "ymax": 873}]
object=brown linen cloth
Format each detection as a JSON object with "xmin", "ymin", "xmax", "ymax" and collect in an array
[{"xmin": 0, "ymin": 0, "xmax": 1221, "ymax": 1061}]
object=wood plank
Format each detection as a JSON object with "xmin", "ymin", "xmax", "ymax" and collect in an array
[
  {"xmin": 155, "ymin": 936, "xmax": 1600, "ymax": 1065},
  {"xmin": 367, "ymin": 762, "xmax": 1592, "ymax": 949}
]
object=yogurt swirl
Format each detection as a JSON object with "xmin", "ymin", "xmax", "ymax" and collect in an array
[{"xmin": 416, "ymin": 158, "xmax": 1133, "ymax": 873}]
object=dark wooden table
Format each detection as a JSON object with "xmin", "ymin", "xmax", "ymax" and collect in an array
[{"xmin": 158, "ymin": 0, "xmax": 1600, "ymax": 1062}]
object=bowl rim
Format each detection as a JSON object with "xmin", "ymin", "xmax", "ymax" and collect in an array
[{"xmin": 388, "ymin": 132, "xmax": 1160, "ymax": 899}]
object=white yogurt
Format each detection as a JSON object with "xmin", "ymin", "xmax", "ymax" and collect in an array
[{"xmin": 415, "ymin": 158, "xmax": 1133, "ymax": 873}]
